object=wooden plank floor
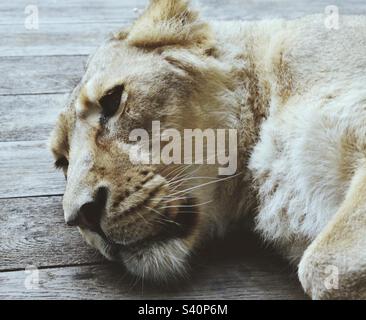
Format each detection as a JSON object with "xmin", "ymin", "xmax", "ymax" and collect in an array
[{"xmin": 1, "ymin": 0, "xmax": 363, "ymax": 300}]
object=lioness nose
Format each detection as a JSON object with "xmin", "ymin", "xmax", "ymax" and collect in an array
[{"xmin": 66, "ymin": 187, "xmax": 108, "ymax": 232}]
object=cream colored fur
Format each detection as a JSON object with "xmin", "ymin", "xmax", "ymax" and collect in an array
[{"xmin": 50, "ymin": 0, "xmax": 366, "ymax": 299}]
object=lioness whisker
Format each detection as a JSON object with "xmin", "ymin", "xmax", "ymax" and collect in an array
[
  {"xmin": 162, "ymin": 164, "xmax": 193, "ymax": 180},
  {"xmin": 162, "ymin": 195, "xmax": 196, "ymax": 203},
  {"xmin": 136, "ymin": 211, "xmax": 152, "ymax": 227},
  {"xmin": 165, "ymin": 173, "xmax": 243, "ymax": 199},
  {"xmin": 166, "ymin": 176, "xmax": 222, "ymax": 189},
  {"xmin": 160, "ymin": 199, "xmax": 213, "ymax": 210},
  {"xmin": 164, "ymin": 164, "xmax": 196, "ymax": 183},
  {"xmin": 143, "ymin": 205, "xmax": 179, "ymax": 226}
]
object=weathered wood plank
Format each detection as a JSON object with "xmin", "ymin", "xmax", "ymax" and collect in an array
[
  {"xmin": 2, "ymin": 0, "xmax": 365, "ymax": 57},
  {"xmin": 0, "ymin": 94, "xmax": 66, "ymax": 142},
  {"xmin": 0, "ymin": 196, "xmax": 103, "ymax": 271},
  {"xmin": 0, "ymin": 55, "xmax": 85, "ymax": 95},
  {"xmin": 199, "ymin": 0, "xmax": 366, "ymax": 21},
  {"xmin": 0, "ymin": 0, "xmax": 147, "ymax": 24},
  {"xmin": 0, "ymin": 230, "xmax": 306, "ymax": 299},
  {"xmin": 1, "ymin": 1, "xmax": 365, "ymax": 94},
  {"xmin": 0, "ymin": 23, "xmax": 122, "ymax": 57},
  {"xmin": 1, "ymin": 0, "xmax": 364, "ymax": 25},
  {"xmin": 0, "ymin": 264, "xmax": 306, "ymax": 299},
  {"xmin": 0, "ymin": 140, "xmax": 65, "ymax": 198}
]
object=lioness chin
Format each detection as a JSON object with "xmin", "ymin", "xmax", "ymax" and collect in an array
[{"xmin": 50, "ymin": 0, "xmax": 366, "ymax": 299}]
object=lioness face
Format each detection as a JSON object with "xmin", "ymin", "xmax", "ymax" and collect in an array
[{"xmin": 50, "ymin": 0, "xmax": 237, "ymax": 281}]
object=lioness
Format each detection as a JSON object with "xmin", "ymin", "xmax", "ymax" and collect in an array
[{"xmin": 50, "ymin": 0, "xmax": 366, "ymax": 299}]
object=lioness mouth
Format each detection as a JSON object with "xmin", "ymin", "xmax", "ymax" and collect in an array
[{"xmin": 106, "ymin": 196, "xmax": 199, "ymax": 252}]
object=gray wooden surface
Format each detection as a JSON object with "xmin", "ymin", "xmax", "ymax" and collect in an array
[{"xmin": 2, "ymin": 0, "xmax": 363, "ymax": 300}]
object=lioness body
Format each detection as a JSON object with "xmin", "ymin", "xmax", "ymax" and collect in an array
[
  {"xmin": 228, "ymin": 16, "xmax": 366, "ymax": 251},
  {"xmin": 233, "ymin": 16, "xmax": 366, "ymax": 298},
  {"xmin": 51, "ymin": 0, "xmax": 366, "ymax": 299},
  {"xmin": 211, "ymin": 15, "xmax": 366, "ymax": 260}
]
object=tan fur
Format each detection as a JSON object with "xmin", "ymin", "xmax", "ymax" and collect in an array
[
  {"xmin": 299, "ymin": 164, "xmax": 366, "ymax": 299},
  {"xmin": 50, "ymin": 0, "xmax": 366, "ymax": 298},
  {"xmin": 126, "ymin": 0, "xmax": 214, "ymax": 50}
]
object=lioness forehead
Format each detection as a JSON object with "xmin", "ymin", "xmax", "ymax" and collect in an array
[
  {"xmin": 85, "ymin": 40, "xmax": 166, "ymax": 84},
  {"xmin": 78, "ymin": 40, "xmax": 181, "ymax": 112}
]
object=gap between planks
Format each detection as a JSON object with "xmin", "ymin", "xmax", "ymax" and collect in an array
[
  {"xmin": 0, "ymin": 140, "xmax": 65, "ymax": 198},
  {"xmin": 0, "ymin": 196, "xmax": 102, "ymax": 271},
  {"xmin": 0, "ymin": 263, "xmax": 307, "ymax": 300}
]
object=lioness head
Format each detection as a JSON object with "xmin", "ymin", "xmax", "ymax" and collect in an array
[{"xmin": 50, "ymin": 0, "xmax": 245, "ymax": 282}]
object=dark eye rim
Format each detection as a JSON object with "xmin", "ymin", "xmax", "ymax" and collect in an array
[
  {"xmin": 99, "ymin": 84, "xmax": 124, "ymax": 120},
  {"xmin": 54, "ymin": 157, "xmax": 69, "ymax": 169}
]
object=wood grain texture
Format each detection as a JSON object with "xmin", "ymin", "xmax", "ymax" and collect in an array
[
  {"xmin": 1, "ymin": 0, "xmax": 364, "ymax": 24},
  {"xmin": 0, "ymin": 94, "xmax": 66, "ymax": 142},
  {"xmin": 0, "ymin": 23, "xmax": 121, "ymax": 57},
  {"xmin": 0, "ymin": 230, "xmax": 307, "ymax": 299},
  {"xmin": 0, "ymin": 196, "xmax": 103, "ymax": 271},
  {"xmin": 0, "ymin": 55, "xmax": 86, "ymax": 95},
  {"xmin": 1, "ymin": 0, "xmax": 363, "ymax": 58},
  {"xmin": 0, "ymin": 0, "xmax": 147, "ymax": 24},
  {"xmin": 0, "ymin": 140, "xmax": 65, "ymax": 198},
  {"xmin": 0, "ymin": 264, "xmax": 306, "ymax": 300}
]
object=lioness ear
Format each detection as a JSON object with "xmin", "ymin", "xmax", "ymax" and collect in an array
[
  {"xmin": 162, "ymin": 49, "xmax": 231, "ymax": 86},
  {"xmin": 126, "ymin": 0, "xmax": 214, "ymax": 50}
]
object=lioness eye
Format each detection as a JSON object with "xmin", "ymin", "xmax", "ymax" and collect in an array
[
  {"xmin": 99, "ymin": 84, "xmax": 124, "ymax": 118},
  {"xmin": 54, "ymin": 157, "xmax": 69, "ymax": 169}
]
